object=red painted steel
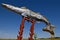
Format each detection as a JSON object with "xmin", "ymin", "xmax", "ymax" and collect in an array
[
  {"xmin": 28, "ymin": 20, "xmax": 35, "ymax": 40},
  {"xmin": 17, "ymin": 17, "xmax": 35, "ymax": 40}
]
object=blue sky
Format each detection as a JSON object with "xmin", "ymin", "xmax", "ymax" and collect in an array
[{"xmin": 0, "ymin": 0, "xmax": 60, "ymax": 39}]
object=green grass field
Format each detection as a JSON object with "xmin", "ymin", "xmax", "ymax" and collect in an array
[{"xmin": 0, "ymin": 38, "xmax": 60, "ymax": 40}]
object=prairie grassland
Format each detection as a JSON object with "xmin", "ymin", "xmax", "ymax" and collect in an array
[
  {"xmin": 0, "ymin": 38, "xmax": 60, "ymax": 40},
  {"xmin": 38, "ymin": 38, "xmax": 60, "ymax": 40}
]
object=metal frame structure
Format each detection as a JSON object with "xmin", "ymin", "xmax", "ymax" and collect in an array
[
  {"xmin": 17, "ymin": 17, "xmax": 55, "ymax": 40},
  {"xmin": 17, "ymin": 17, "xmax": 35, "ymax": 40}
]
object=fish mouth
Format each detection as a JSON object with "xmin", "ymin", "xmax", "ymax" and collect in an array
[
  {"xmin": 42, "ymin": 28, "xmax": 54, "ymax": 35},
  {"xmin": 42, "ymin": 25, "xmax": 55, "ymax": 35}
]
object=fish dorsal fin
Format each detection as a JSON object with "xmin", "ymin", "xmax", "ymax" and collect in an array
[{"xmin": 21, "ymin": 7, "xmax": 27, "ymax": 9}]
